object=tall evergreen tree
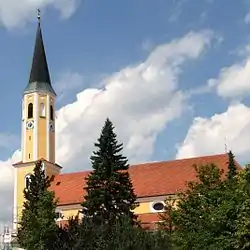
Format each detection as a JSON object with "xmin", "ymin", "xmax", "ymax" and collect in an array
[
  {"xmin": 82, "ymin": 118, "xmax": 138, "ymax": 226},
  {"xmin": 227, "ymin": 150, "xmax": 237, "ymax": 181},
  {"xmin": 17, "ymin": 160, "xmax": 59, "ymax": 250}
]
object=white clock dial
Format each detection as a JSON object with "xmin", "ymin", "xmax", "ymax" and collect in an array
[
  {"xmin": 26, "ymin": 120, "xmax": 34, "ymax": 130},
  {"xmin": 49, "ymin": 122, "xmax": 55, "ymax": 132}
]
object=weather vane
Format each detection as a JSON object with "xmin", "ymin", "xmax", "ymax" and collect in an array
[{"xmin": 37, "ymin": 8, "xmax": 41, "ymax": 22}]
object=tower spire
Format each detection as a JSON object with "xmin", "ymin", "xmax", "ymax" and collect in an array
[{"xmin": 24, "ymin": 10, "xmax": 56, "ymax": 95}]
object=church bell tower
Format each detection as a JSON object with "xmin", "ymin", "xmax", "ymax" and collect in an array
[
  {"xmin": 22, "ymin": 11, "xmax": 56, "ymax": 164},
  {"xmin": 12, "ymin": 10, "xmax": 61, "ymax": 231}
]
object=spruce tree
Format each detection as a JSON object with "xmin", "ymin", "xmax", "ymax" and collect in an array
[
  {"xmin": 17, "ymin": 160, "xmax": 59, "ymax": 250},
  {"xmin": 82, "ymin": 118, "xmax": 138, "ymax": 226},
  {"xmin": 227, "ymin": 150, "xmax": 237, "ymax": 181}
]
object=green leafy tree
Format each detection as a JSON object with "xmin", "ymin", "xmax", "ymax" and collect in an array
[
  {"xmin": 159, "ymin": 196, "xmax": 176, "ymax": 234},
  {"xmin": 74, "ymin": 215, "xmax": 171, "ymax": 250},
  {"xmin": 232, "ymin": 165, "xmax": 250, "ymax": 249},
  {"xmin": 160, "ymin": 151, "xmax": 248, "ymax": 250},
  {"xmin": 82, "ymin": 118, "xmax": 138, "ymax": 226},
  {"xmin": 17, "ymin": 160, "xmax": 59, "ymax": 250},
  {"xmin": 162, "ymin": 162, "xmax": 241, "ymax": 249}
]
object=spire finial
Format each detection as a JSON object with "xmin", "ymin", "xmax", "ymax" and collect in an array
[{"xmin": 37, "ymin": 8, "xmax": 41, "ymax": 23}]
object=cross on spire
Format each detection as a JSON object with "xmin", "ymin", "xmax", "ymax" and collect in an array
[{"xmin": 37, "ymin": 8, "xmax": 41, "ymax": 22}]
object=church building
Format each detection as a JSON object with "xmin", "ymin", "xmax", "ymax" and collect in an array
[{"xmin": 12, "ymin": 14, "xmax": 242, "ymax": 231}]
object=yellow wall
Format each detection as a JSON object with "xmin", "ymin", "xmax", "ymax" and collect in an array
[
  {"xmin": 61, "ymin": 209, "xmax": 81, "ymax": 219},
  {"xmin": 17, "ymin": 91, "xmax": 57, "ymax": 225},
  {"xmin": 38, "ymin": 94, "xmax": 47, "ymax": 159},
  {"xmin": 49, "ymin": 133, "xmax": 55, "ymax": 163},
  {"xmin": 16, "ymin": 163, "xmax": 35, "ymax": 221},
  {"xmin": 57, "ymin": 200, "xmax": 168, "ymax": 222},
  {"xmin": 25, "ymin": 95, "xmax": 34, "ymax": 161},
  {"xmin": 15, "ymin": 161, "xmax": 61, "ymax": 224},
  {"xmin": 133, "ymin": 202, "xmax": 151, "ymax": 214},
  {"xmin": 23, "ymin": 93, "xmax": 56, "ymax": 163}
]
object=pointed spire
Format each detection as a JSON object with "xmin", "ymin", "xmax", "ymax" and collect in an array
[{"xmin": 24, "ymin": 10, "xmax": 56, "ymax": 95}]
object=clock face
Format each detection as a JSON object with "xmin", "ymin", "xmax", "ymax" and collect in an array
[
  {"xmin": 26, "ymin": 120, "xmax": 34, "ymax": 130},
  {"xmin": 49, "ymin": 122, "xmax": 55, "ymax": 132}
]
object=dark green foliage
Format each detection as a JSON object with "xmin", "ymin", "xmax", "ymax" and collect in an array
[
  {"xmin": 160, "ymin": 152, "xmax": 250, "ymax": 250},
  {"xmin": 169, "ymin": 163, "xmax": 228, "ymax": 249},
  {"xmin": 17, "ymin": 160, "xmax": 59, "ymax": 250},
  {"xmin": 72, "ymin": 216, "xmax": 171, "ymax": 250},
  {"xmin": 57, "ymin": 216, "xmax": 82, "ymax": 250},
  {"xmin": 105, "ymin": 217, "xmax": 171, "ymax": 250},
  {"xmin": 159, "ymin": 196, "xmax": 176, "ymax": 237},
  {"xmin": 82, "ymin": 118, "xmax": 138, "ymax": 226},
  {"xmin": 232, "ymin": 165, "xmax": 250, "ymax": 249},
  {"xmin": 227, "ymin": 150, "xmax": 237, "ymax": 181}
]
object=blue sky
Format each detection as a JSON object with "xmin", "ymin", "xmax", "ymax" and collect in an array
[{"xmin": 0, "ymin": 0, "xmax": 250, "ymax": 169}]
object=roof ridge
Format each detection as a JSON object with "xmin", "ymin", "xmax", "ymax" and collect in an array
[
  {"xmin": 57, "ymin": 154, "xmax": 229, "ymax": 175},
  {"xmin": 129, "ymin": 153, "xmax": 228, "ymax": 167},
  {"xmin": 58, "ymin": 170, "xmax": 91, "ymax": 176}
]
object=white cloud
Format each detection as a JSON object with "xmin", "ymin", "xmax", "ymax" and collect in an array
[
  {"xmin": 0, "ymin": 0, "xmax": 80, "ymax": 29},
  {"xmin": 245, "ymin": 13, "xmax": 250, "ymax": 24},
  {"xmin": 176, "ymin": 103, "xmax": 250, "ymax": 163},
  {"xmin": 208, "ymin": 58, "xmax": 250, "ymax": 99},
  {"xmin": 55, "ymin": 30, "xmax": 213, "ymax": 171},
  {"xmin": 0, "ymin": 30, "xmax": 213, "ymax": 229},
  {"xmin": 0, "ymin": 150, "xmax": 20, "ymax": 227}
]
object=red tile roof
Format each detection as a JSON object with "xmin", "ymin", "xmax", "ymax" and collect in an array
[
  {"xmin": 50, "ymin": 154, "xmax": 242, "ymax": 206},
  {"xmin": 137, "ymin": 213, "xmax": 160, "ymax": 230}
]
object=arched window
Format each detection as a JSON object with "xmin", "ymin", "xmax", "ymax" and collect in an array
[
  {"xmin": 28, "ymin": 103, "xmax": 33, "ymax": 119},
  {"xmin": 55, "ymin": 210, "xmax": 63, "ymax": 220},
  {"xmin": 50, "ymin": 105, "xmax": 54, "ymax": 121},
  {"xmin": 40, "ymin": 103, "xmax": 45, "ymax": 117},
  {"xmin": 25, "ymin": 174, "xmax": 31, "ymax": 189}
]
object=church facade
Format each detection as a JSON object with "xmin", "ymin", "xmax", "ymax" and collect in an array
[{"xmin": 12, "ymin": 17, "xmax": 242, "ymax": 231}]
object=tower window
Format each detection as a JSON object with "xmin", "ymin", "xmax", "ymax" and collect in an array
[
  {"xmin": 25, "ymin": 174, "xmax": 31, "ymax": 189},
  {"xmin": 28, "ymin": 103, "xmax": 33, "ymax": 119},
  {"xmin": 50, "ymin": 105, "xmax": 54, "ymax": 121},
  {"xmin": 28, "ymin": 153, "xmax": 31, "ymax": 159},
  {"xmin": 40, "ymin": 102, "xmax": 45, "ymax": 117}
]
